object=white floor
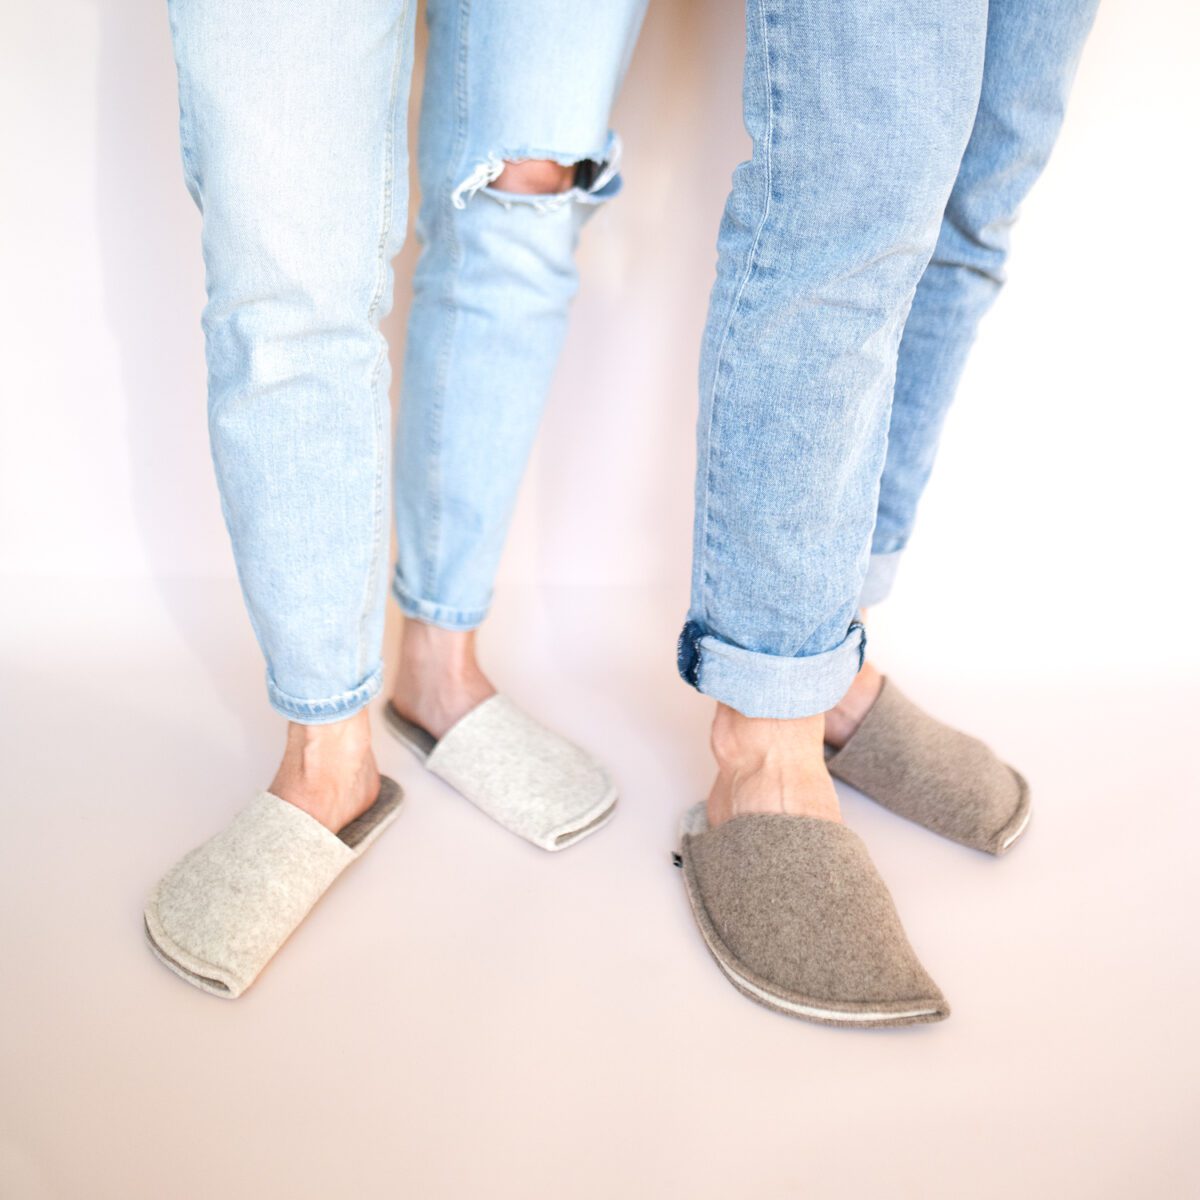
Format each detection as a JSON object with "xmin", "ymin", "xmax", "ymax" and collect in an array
[{"xmin": 2, "ymin": 578, "xmax": 1197, "ymax": 1200}]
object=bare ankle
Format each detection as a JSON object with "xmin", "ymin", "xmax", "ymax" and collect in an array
[
  {"xmin": 395, "ymin": 619, "xmax": 479, "ymax": 678},
  {"xmin": 825, "ymin": 660, "xmax": 884, "ymax": 749},
  {"xmin": 391, "ymin": 618, "xmax": 496, "ymax": 737},
  {"xmin": 283, "ymin": 709, "xmax": 371, "ymax": 771},
  {"xmin": 271, "ymin": 709, "xmax": 380, "ymax": 833},
  {"xmin": 707, "ymin": 703, "xmax": 841, "ymax": 826},
  {"xmin": 710, "ymin": 703, "xmax": 826, "ymax": 770}
]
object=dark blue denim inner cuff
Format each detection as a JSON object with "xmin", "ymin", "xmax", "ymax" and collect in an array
[{"xmin": 677, "ymin": 619, "xmax": 866, "ymax": 719}]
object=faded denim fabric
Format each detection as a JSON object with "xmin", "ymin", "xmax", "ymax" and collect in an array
[
  {"xmin": 392, "ymin": 1, "xmax": 644, "ymax": 629},
  {"xmin": 680, "ymin": 0, "xmax": 1097, "ymax": 718},
  {"xmin": 167, "ymin": 0, "xmax": 645, "ymax": 722},
  {"xmin": 866, "ymin": 0, "xmax": 1098, "ymax": 601}
]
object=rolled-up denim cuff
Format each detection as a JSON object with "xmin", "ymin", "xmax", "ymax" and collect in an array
[
  {"xmin": 858, "ymin": 550, "xmax": 903, "ymax": 609},
  {"xmin": 266, "ymin": 665, "xmax": 382, "ymax": 725},
  {"xmin": 677, "ymin": 620, "xmax": 866, "ymax": 719},
  {"xmin": 392, "ymin": 573, "xmax": 489, "ymax": 632}
]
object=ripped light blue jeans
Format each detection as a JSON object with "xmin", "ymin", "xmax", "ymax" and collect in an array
[
  {"xmin": 678, "ymin": 0, "xmax": 1098, "ymax": 718},
  {"xmin": 168, "ymin": 0, "xmax": 646, "ymax": 722}
]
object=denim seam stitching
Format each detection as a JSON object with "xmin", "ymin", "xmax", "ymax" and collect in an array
[
  {"xmin": 420, "ymin": 0, "xmax": 472, "ymax": 600},
  {"xmin": 356, "ymin": 6, "xmax": 408, "ymax": 680},
  {"xmin": 166, "ymin": 1, "xmax": 201, "ymax": 202},
  {"xmin": 696, "ymin": 0, "xmax": 775, "ymax": 629}
]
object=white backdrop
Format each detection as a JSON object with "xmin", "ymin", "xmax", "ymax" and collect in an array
[
  {"xmin": 1, "ymin": 0, "xmax": 1196, "ymax": 684},
  {"xmin": 3, "ymin": 7, "xmax": 1199, "ymax": 1197}
]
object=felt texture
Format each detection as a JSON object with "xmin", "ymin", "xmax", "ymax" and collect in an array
[
  {"xmin": 679, "ymin": 804, "xmax": 948, "ymax": 1028},
  {"xmin": 384, "ymin": 696, "xmax": 615, "ymax": 851},
  {"xmin": 144, "ymin": 776, "xmax": 403, "ymax": 999},
  {"xmin": 826, "ymin": 677, "xmax": 1030, "ymax": 855}
]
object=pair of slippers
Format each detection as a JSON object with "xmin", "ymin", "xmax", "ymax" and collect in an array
[
  {"xmin": 144, "ymin": 694, "xmax": 615, "ymax": 997},
  {"xmin": 145, "ymin": 678, "xmax": 1027, "ymax": 1022},
  {"xmin": 677, "ymin": 677, "xmax": 1030, "ymax": 1027}
]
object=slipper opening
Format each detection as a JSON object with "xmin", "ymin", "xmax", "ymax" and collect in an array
[
  {"xmin": 336, "ymin": 776, "xmax": 404, "ymax": 850},
  {"xmin": 382, "ymin": 703, "xmax": 437, "ymax": 760},
  {"xmin": 144, "ymin": 919, "xmax": 232, "ymax": 995},
  {"xmin": 552, "ymin": 797, "xmax": 617, "ymax": 848}
]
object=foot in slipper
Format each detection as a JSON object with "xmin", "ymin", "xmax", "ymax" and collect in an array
[
  {"xmin": 386, "ymin": 621, "xmax": 616, "ymax": 851},
  {"xmin": 678, "ymin": 803, "xmax": 949, "ymax": 1028},
  {"xmin": 678, "ymin": 704, "xmax": 948, "ymax": 1028},
  {"xmin": 384, "ymin": 696, "xmax": 616, "ymax": 851},
  {"xmin": 826, "ymin": 671, "xmax": 1030, "ymax": 855},
  {"xmin": 145, "ymin": 777, "xmax": 403, "ymax": 998}
]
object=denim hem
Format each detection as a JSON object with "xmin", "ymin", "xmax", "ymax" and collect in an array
[
  {"xmin": 858, "ymin": 550, "xmax": 904, "ymax": 608},
  {"xmin": 679, "ymin": 620, "xmax": 866, "ymax": 719},
  {"xmin": 391, "ymin": 575, "xmax": 490, "ymax": 631},
  {"xmin": 266, "ymin": 665, "xmax": 382, "ymax": 725}
]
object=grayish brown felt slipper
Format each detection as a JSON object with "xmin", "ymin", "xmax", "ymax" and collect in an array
[
  {"xmin": 144, "ymin": 776, "xmax": 403, "ymax": 999},
  {"xmin": 678, "ymin": 804, "xmax": 948, "ymax": 1028},
  {"xmin": 826, "ymin": 677, "xmax": 1031, "ymax": 855},
  {"xmin": 384, "ymin": 696, "xmax": 616, "ymax": 851}
]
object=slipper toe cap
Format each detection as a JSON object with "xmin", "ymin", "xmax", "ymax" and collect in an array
[
  {"xmin": 144, "ymin": 793, "xmax": 356, "ymax": 997},
  {"xmin": 428, "ymin": 695, "xmax": 617, "ymax": 851},
  {"xmin": 683, "ymin": 812, "xmax": 948, "ymax": 1027}
]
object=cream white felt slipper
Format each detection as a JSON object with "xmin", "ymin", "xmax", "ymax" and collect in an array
[
  {"xmin": 383, "ymin": 695, "xmax": 616, "ymax": 851},
  {"xmin": 144, "ymin": 776, "xmax": 403, "ymax": 999}
]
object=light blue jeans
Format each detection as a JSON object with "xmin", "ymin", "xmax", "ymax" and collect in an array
[
  {"xmin": 168, "ymin": 0, "xmax": 645, "ymax": 723},
  {"xmin": 678, "ymin": 0, "xmax": 1098, "ymax": 719}
]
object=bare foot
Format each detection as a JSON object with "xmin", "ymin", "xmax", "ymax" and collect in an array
[
  {"xmin": 389, "ymin": 618, "xmax": 496, "ymax": 739},
  {"xmin": 269, "ymin": 707, "xmax": 381, "ymax": 834},
  {"xmin": 824, "ymin": 658, "xmax": 884, "ymax": 750},
  {"xmin": 706, "ymin": 702, "xmax": 842, "ymax": 828}
]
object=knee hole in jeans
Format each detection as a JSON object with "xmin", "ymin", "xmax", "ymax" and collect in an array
[
  {"xmin": 449, "ymin": 145, "xmax": 620, "ymax": 210},
  {"xmin": 491, "ymin": 159, "xmax": 583, "ymax": 196}
]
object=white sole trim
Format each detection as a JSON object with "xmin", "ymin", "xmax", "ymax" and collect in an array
[
  {"xmin": 1000, "ymin": 806, "xmax": 1032, "ymax": 851},
  {"xmin": 551, "ymin": 788, "xmax": 619, "ymax": 850},
  {"xmin": 705, "ymin": 924, "xmax": 939, "ymax": 1024}
]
